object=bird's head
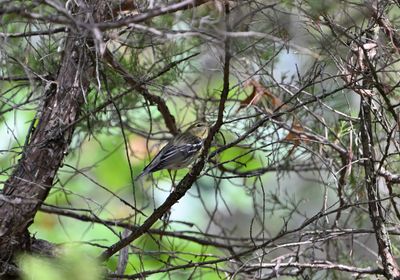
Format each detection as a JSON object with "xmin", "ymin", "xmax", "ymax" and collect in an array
[{"xmin": 186, "ymin": 122, "xmax": 210, "ymax": 140}]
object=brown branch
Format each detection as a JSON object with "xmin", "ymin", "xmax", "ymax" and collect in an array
[
  {"xmin": 369, "ymin": 2, "xmax": 400, "ymax": 53},
  {"xmin": 108, "ymin": 258, "xmax": 383, "ymax": 279},
  {"xmin": 62, "ymin": 51, "xmax": 198, "ymax": 134},
  {"xmin": 39, "ymin": 205, "xmax": 235, "ymax": 250},
  {"xmin": 332, "ymin": 154, "xmax": 352, "ymax": 228},
  {"xmin": 0, "ymin": 0, "xmax": 108, "ymax": 269},
  {"xmin": 378, "ymin": 169, "xmax": 400, "ymax": 184},
  {"xmin": 102, "ymin": 48, "xmax": 178, "ymax": 135},
  {"xmin": 0, "ymin": 76, "xmax": 38, "ymax": 81},
  {"xmin": 0, "ymin": 27, "xmax": 66, "ymax": 39},
  {"xmin": 359, "ymin": 96, "xmax": 400, "ymax": 279},
  {"xmin": 95, "ymin": 0, "xmax": 212, "ymax": 31},
  {"xmin": 99, "ymin": 3, "xmax": 232, "ymax": 261},
  {"xmin": 104, "ymin": 193, "xmax": 396, "ymax": 277}
]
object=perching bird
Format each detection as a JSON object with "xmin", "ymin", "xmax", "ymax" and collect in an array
[{"xmin": 135, "ymin": 122, "xmax": 210, "ymax": 180}]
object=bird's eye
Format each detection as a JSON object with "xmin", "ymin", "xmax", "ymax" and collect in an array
[{"xmin": 196, "ymin": 123, "xmax": 202, "ymax": 127}]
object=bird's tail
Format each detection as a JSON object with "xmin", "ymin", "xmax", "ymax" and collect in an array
[
  {"xmin": 135, "ymin": 158, "xmax": 159, "ymax": 181},
  {"xmin": 135, "ymin": 163, "xmax": 156, "ymax": 181},
  {"xmin": 134, "ymin": 170, "xmax": 148, "ymax": 181}
]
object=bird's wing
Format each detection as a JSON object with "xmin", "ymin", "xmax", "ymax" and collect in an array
[
  {"xmin": 135, "ymin": 135, "xmax": 203, "ymax": 180},
  {"xmin": 153, "ymin": 138, "xmax": 203, "ymax": 171}
]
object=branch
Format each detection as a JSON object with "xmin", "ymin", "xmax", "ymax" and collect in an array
[
  {"xmin": 0, "ymin": 27, "xmax": 66, "ymax": 39},
  {"xmin": 0, "ymin": 0, "xmax": 107, "ymax": 267},
  {"xmin": 360, "ymin": 96, "xmax": 400, "ymax": 279},
  {"xmin": 63, "ymin": 50, "xmax": 198, "ymax": 135},
  {"xmin": 99, "ymin": 2, "xmax": 232, "ymax": 261},
  {"xmin": 39, "ymin": 205, "xmax": 235, "ymax": 250},
  {"xmin": 109, "ymin": 259, "xmax": 383, "ymax": 279},
  {"xmin": 95, "ymin": 0, "xmax": 212, "ymax": 30},
  {"xmin": 369, "ymin": 2, "xmax": 400, "ymax": 53},
  {"xmin": 102, "ymin": 48, "xmax": 179, "ymax": 135},
  {"xmin": 378, "ymin": 169, "xmax": 400, "ymax": 184}
]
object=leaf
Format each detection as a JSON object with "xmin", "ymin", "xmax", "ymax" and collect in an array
[
  {"xmin": 284, "ymin": 120, "xmax": 305, "ymax": 144},
  {"xmin": 238, "ymin": 79, "xmax": 285, "ymax": 112},
  {"xmin": 238, "ymin": 83, "xmax": 262, "ymax": 110},
  {"xmin": 283, "ymin": 118, "xmax": 310, "ymax": 156}
]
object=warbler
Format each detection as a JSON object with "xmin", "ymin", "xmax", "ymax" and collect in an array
[{"xmin": 135, "ymin": 122, "xmax": 210, "ymax": 180}]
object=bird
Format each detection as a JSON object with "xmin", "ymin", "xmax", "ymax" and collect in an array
[{"xmin": 135, "ymin": 122, "xmax": 210, "ymax": 180}]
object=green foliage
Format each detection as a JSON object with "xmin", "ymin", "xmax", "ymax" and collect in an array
[
  {"xmin": 112, "ymin": 234, "xmax": 224, "ymax": 279},
  {"xmin": 3, "ymin": 0, "xmax": 398, "ymax": 279},
  {"xmin": 19, "ymin": 249, "xmax": 103, "ymax": 280},
  {"xmin": 218, "ymin": 146, "xmax": 263, "ymax": 171}
]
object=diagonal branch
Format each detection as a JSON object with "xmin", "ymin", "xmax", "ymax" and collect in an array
[
  {"xmin": 102, "ymin": 48, "xmax": 179, "ymax": 135},
  {"xmin": 99, "ymin": 2, "xmax": 232, "ymax": 261}
]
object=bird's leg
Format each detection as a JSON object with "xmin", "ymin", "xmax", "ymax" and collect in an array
[
  {"xmin": 168, "ymin": 169, "xmax": 173, "ymax": 189},
  {"xmin": 172, "ymin": 170, "xmax": 178, "ymax": 188},
  {"xmin": 168, "ymin": 169, "xmax": 177, "ymax": 191}
]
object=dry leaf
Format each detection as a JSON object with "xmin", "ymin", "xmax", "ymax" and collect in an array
[
  {"xmin": 284, "ymin": 119, "xmax": 310, "ymax": 147},
  {"xmin": 238, "ymin": 79, "xmax": 285, "ymax": 112},
  {"xmin": 283, "ymin": 120, "xmax": 308, "ymax": 157}
]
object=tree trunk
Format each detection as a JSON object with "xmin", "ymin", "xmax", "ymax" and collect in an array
[{"xmin": 0, "ymin": 1, "xmax": 108, "ymax": 275}]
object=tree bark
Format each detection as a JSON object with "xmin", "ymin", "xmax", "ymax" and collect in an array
[
  {"xmin": 360, "ymin": 98, "xmax": 400, "ymax": 279},
  {"xmin": 0, "ymin": 1, "xmax": 107, "ymax": 274}
]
